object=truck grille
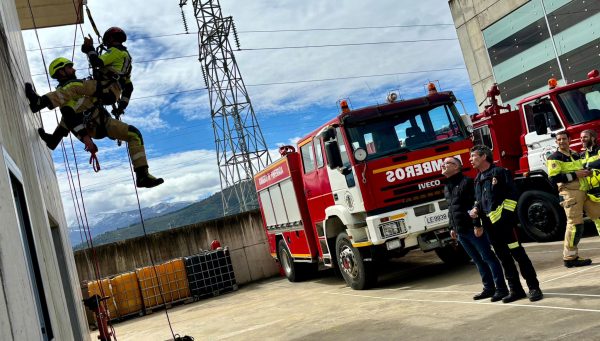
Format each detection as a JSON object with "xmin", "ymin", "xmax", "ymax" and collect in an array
[{"xmin": 380, "ymin": 174, "xmax": 445, "ymax": 207}]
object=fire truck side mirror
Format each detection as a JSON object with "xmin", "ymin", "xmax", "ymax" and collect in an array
[
  {"xmin": 325, "ymin": 141, "xmax": 343, "ymax": 169},
  {"xmin": 533, "ymin": 112, "xmax": 548, "ymax": 135}
]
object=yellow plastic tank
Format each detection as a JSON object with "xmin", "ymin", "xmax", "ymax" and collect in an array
[
  {"xmin": 110, "ymin": 271, "xmax": 142, "ymax": 317},
  {"xmin": 136, "ymin": 266, "xmax": 164, "ymax": 308},
  {"xmin": 136, "ymin": 259, "xmax": 191, "ymax": 308},
  {"xmin": 87, "ymin": 278, "xmax": 118, "ymax": 319}
]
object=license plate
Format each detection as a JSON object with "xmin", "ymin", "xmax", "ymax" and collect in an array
[{"xmin": 425, "ymin": 212, "xmax": 448, "ymax": 225}]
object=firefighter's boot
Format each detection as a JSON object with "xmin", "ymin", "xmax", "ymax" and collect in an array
[
  {"xmin": 502, "ymin": 282, "xmax": 526, "ymax": 303},
  {"xmin": 135, "ymin": 166, "xmax": 164, "ymax": 188},
  {"xmin": 38, "ymin": 128, "xmax": 62, "ymax": 150},
  {"xmin": 564, "ymin": 257, "xmax": 592, "ymax": 268},
  {"xmin": 25, "ymin": 83, "xmax": 50, "ymax": 112},
  {"xmin": 501, "ymin": 290, "xmax": 526, "ymax": 303},
  {"xmin": 528, "ymin": 288, "xmax": 543, "ymax": 302}
]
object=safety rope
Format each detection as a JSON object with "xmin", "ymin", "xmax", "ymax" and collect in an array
[
  {"xmin": 85, "ymin": 5, "xmax": 103, "ymax": 43},
  {"xmin": 25, "ymin": 0, "xmax": 117, "ymax": 338},
  {"xmin": 126, "ymin": 147, "xmax": 179, "ymax": 340},
  {"xmin": 86, "ymin": 4, "xmax": 185, "ymax": 340}
]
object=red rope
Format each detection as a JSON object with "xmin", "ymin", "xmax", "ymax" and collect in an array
[{"xmin": 89, "ymin": 151, "xmax": 101, "ymax": 172}]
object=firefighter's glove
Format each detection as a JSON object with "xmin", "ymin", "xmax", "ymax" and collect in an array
[
  {"xmin": 81, "ymin": 36, "xmax": 95, "ymax": 54},
  {"xmin": 112, "ymin": 107, "xmax": 124, "ymax": 119},
  {"xmin": 82, "ymin": 135, "xmax": 98, "ymax": 154}
]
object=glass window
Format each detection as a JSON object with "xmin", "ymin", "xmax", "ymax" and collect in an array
[
  {"xmin": 523, "ymin": 97, "xmax": 563, "ymax": 132},
  {"xmin": 300, "ymin": 142, "xmax": 315, "ymax": 173},
  {"xmin": 345, "ymin": 103, "xmax": 465, "ymax": 160},
  {"xmin": 336, "ymin": 127, "xmax": 350, "ymax": 166},
  {"xmin": 472, "ymin": 125, "xmax": 493, "ymax": 149},
  {"xmin": 314, "ymin": 138, "xmax": 324, "ymax": 168},
  {"xmin": 557, "ymin": 84, "xmax": 600, "ymax": 124}
]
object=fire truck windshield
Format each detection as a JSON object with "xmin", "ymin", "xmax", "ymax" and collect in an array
[
  {"xmin": 556, "ymin": 84, "xmax": 600, "ymax": 124},
  {"xmin": 345, "ymin": 103, "xmax": 465, "ymax": 160}
]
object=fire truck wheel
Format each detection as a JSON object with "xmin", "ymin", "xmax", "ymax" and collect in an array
[
  {"xmin": 517, "ymin": 190, "xmax": 566, "ymax": 242},
  {"xmin": 335, "ymin": 232, "xmax": 377, "ymax": 290},
  {"xmin": 277, "ymin": 239, "xmax": 315, "ymax": 282}
]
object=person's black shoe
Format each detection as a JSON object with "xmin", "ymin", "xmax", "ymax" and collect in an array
[
  {"xmin": 564, "ymin": 257, "xmax": 592, "ymax": 268},
  {"xmin": 502, "ymin": 290, "xmax": 527, "ymax": 303},
  {"xmin": 528, "ymin": 288, "xmax": 543, "ymax": 302},
  {"xmin": 38, "ymin": 128, "xmax": 61, "ymax": 150},
  {"xmin": 473, "ymin": 289, "xmax": 495, "ymax": 300},
  {"xmin": 490, "ymin": 290, "xmax": 509, "ymax": 302}
]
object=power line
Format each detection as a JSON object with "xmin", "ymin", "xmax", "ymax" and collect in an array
[
  {"xmin": 33, "ymin": 65, "xmax": 466, "ymax": 103},
  {"xmin": 25, "ymin": 23, "xmax": 455, "ymax": 52},
  {"xmin": 30, "ymin": 37, "xmax": 458, "ymax": 76}
]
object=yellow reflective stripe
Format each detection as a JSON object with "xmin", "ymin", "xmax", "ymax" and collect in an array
[
  {"xmin": 128, "ymin": 131, "xmax": 142, "ymax": 144},
  {"xmin": 352, "ymin": 241, "xmax": 373, "ymax": 248},
  {"xmin": 507, "ymin": 241, "xmax": 520, "ymax": 249},
  {"xmin": 291, "ymin": 253, "xmax": 312, "ymax": 258},
  {"xmin": 569, "ymin": 227, "xmax": 577, "ymax": 248},
  {"xmin": 503, "ymin": 199, "xmax": 517, "ymax": 212},
  {"xmin": 488, "ymin": 199, "xmax": 517, "ymax": 223},
  {"xmin": 488, "ymin": 204, "xmax": 504, "ymax": 224}
]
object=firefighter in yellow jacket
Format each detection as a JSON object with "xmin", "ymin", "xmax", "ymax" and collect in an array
[
  {"xmin": 25, "ymin": 57, "xmax": 163, "ymax": 188},
  {"xmin": 547, "ymin": 131, "xmax": 597, "ymax": 267},
  {"xmin": 27, "ymin": 27, "xmax": 134, "ymax": 146},
  {"xmin": 580, "ymin": 129, "xmax": 600, "ymax": 236}
]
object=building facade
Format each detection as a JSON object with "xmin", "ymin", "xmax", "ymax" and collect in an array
[
  {"xmin": 1, "ymin": 0, "xmax": 88, "ymax": 340},
  {"xmin": 449, "ymin": 0, "xmax": 600, "ymax": 108}
]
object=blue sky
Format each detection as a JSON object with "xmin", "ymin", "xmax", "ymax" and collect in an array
[{"xmin": 22, "ymin": 0, "xmax": 478, "ymax": 227}]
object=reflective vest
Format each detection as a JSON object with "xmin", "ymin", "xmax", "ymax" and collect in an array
[
  {"xmin": 581, "ymin": 146, "xmax": 600, "ymax": 190},
  {"xmin": 547, "ymin": 149, "xmax": 588, "ymax": 191}
]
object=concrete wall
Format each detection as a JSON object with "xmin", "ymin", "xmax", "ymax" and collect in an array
[
  {"xmin": 74, "ymin": 210, "xmax": 280, "ymax": 286},
  {"xmin": 448, "ymin": 0, "xmax": 529, "ymax": 110},
  {"xmin": 0, "ymin": 1, "xmax": 88, "ymax": 340}
]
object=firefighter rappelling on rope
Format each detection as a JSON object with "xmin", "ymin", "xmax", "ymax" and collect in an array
[{"xmin": 24, "ymin": 26, "xmax": 164, "ymax": 188}]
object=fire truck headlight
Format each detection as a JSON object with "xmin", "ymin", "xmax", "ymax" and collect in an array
[{"xmin": 379, "ymin": 220, "xmax": 407, "ymax": 238}]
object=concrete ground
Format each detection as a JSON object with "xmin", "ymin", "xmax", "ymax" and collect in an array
[{"xmin": 94, "ymin": 237, "xmax": 600, "ymax": 341}]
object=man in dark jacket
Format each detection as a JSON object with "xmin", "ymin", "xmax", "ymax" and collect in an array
[
  {"xmin": 442, "ymin": 156, "xmax": 508, "ymax": 301},
  {"xmin": 469, "ymin": 145, "xmax": 543, "ymax": 302}
]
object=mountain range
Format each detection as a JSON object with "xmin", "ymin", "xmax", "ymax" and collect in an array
[{"xmin": 71, "ymin": 182, "xmax": 258, "ymax": 249}]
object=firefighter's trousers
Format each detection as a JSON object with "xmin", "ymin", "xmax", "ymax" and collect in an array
[
  {"xmin": 481, "ymin": 213, "xmax": 540, "ymax": 291},
  {"xmin": 87, "ymin": 109, "xmax": 148, "ymax": 169},
  {"xmin": 558, "ymin": 181, "xmax": 600, "ymax": 260},
  {"xmin": 46, "ymin": 79, "xmax": 121, "ymax": 108},
  {"xmin": 594, "ymin": 219, "xmax": 600, "ymax": 237}
]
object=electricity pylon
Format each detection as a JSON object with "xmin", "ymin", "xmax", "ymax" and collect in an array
[{"xmin": 180, "ymin": 0, "xmax": 272, "ymax": 215}]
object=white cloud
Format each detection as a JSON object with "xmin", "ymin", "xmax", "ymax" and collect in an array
[{"xmin": 23, "ymin": 0, "xmax": 476, "ymax": 229}]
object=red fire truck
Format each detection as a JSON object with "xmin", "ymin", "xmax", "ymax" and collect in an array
[
  {"xmin": 471, "ymin": 69, "xmax": 600, "ymax": 242},
  {"xmin": 254, "ymin": 87, "xmax": 475, "ymax": 290}
]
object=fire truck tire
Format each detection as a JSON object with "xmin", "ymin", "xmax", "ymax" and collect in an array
[
  {"xmin": 434, "ymin": 244, "xmax": 470, "ymax": 265},
  {"xmin": 517, "ymin": 190, "xmax": 566, "ymax": 242},
  {"xmin": 335, "ymin": 232, "xmax": 377, "ymax": 290},
  {"xmin": 277, "ymin": 239, "xmax": 315, "ymax": 282}
]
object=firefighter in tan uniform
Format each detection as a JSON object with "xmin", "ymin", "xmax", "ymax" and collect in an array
[
  {"xmin": 580, "ymin": 129, "xmax": 600, "ymax": 236},
  {"xmin": 25, "ymin": 57, "xmax": 163, "ymax": 188},
  {"xmin": 547, "ymin": 131, "xmax": 597, "ymax": 267},
  {"xmin": 26, "ymin": 27, "xmax": 133, "ymax": 146}
]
